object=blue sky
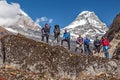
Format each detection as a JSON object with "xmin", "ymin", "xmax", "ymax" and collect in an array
[{"xmin": 7, "ymin": 0, "xmax": 120, "ymax": 29}]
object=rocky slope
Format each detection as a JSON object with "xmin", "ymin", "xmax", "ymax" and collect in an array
[
  {"xmin": 0, "ymin": 27, "xmax": 12, "ymax": 39},
  {"xmin": 105, "ymin": 13, "xmax": 120, "ymax": 60},
  {"xmin": 0, "ymin": 34, "xmax": 119, "ymax": 80},
  {"xmin": 61, "ymin": 11, "xmax": 108, "ymax": 41}
]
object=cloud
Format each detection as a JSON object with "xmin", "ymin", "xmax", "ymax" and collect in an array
[
  {"xmin": 35, "ymin": 16, "xmax": 53, "ymax": 24},
  {"xmin": 0, "ymin": 0, "xmax": 21, "ymax": 26},
  {"xmin": 48, "ymin": 19, "xmax": 53, "ymax": 23}
]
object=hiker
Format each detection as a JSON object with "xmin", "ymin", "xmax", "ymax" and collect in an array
[
  {"xmin": 93, "ymin": 36, "xmax": 101, "ymax": 54},
  {"xmin": 84, "ymin": 35, "xmax": 92, "ymax": 55},
  {"xmin": 53, "ymin": 25, "xmax": 60, "ymax": 44},
  {"xmin": 101, "ymin": 36, "xmax": 110, "ymax": 59},
  {"xmin": 61, "ymin": 30, "xmax": 70, "ymax": 50},
  {"xmin": 41, "ymin": 23, "xmax": 50, "ymax": 43},
  {"xmin": 75, "ymin": 34, "xmax": 84, "ymax": 53}
]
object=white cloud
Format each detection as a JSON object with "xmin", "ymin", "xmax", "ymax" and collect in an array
[
  {"xmin": 40, "ymin": 16, "xmax": 48, "ymax": 22},
  {"xmin": 0, "ymin": 0, "xmax": 21, "ymax": 26},
  {"xmin": 35, "ymin": 16, "xmax": 53, "ymax": 24},
  {"xmin": 48, "ymin": 19, "xmax": 53, "ymax": 23}
]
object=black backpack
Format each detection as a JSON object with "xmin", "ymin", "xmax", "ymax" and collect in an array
[{"xmin": 54, "ymin": 25, "xmax": 60, "ymax": 35}]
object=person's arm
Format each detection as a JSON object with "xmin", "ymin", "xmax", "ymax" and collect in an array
[
  {"xmin": 100, "ymin": 40, "xmax": 103, "ymax": 46},
  {"xmin": 68, "ymin": 32, "xmax": 70, "ymax": 39},
  {"xmin": 107, "ymin": 39, "xmax": 110, "ymax": 47},
  {"xmin": 93, "ymin": 40, "xmax": 96, "ymax": 45},
  {"xmin": 49, "ymin": 26, "xmax": 51, "ymax": 34},
  {"xmin": 62, "ymin": 33, "xmax": 65, "ymax": 39},
  {"xmin": 82, "ymin": 38, "xmax": 84, "ymax": 44},
  {"xmin": 88, "ymin": 39, "xmax": 90, "ymax": 44},
  {"xmin": 76, "ymin": 38, "xmax": 80, "ymax": 44},
  {"xmin": 41, "ymin": 28, "xmax": 44, "ymax": 34}
]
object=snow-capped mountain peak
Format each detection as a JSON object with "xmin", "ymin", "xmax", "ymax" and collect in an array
[
  {"xmin": 78, "ymin": 11, "xmax": 93, "ymax": 17},
  {"xmin": 61, "ymin": 11, "xmax": 108, "ymax": 41},
  {"xmin": 0, "ymin": 0, "xmax": 42, "ymax": 41},
  {"xmin": 19, "ymin": 9, "xmax": 28, "ymax": 17}
]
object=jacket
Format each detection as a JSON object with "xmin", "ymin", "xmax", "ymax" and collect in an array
[
  {"xmin": 63, "ymin": 32, "xmax": 70, "ymax": 39},
  {"xmin": 76, "ymin": 37, "xmax": 84, "ymax": 44},
  {"xmin": 84, "ymin": 38, "xmax": 90, "ymax": 45},
  {"xmin": 101, "ymin": 38, "xmax": 110, "ymax": 46}
]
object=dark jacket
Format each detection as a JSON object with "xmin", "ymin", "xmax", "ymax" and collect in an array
[{"xmin": 41, "ymin": 25, "xmax": 50, "ymax": 35}]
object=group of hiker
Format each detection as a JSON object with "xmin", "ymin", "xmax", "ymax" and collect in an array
[{"xmin": 41, "ymin": 23, "xmax": 110, "ymax": 59}]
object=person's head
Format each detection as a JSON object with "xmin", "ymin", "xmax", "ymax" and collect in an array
[
  {"xmin": 55, "ymin": 25, "xmax": 59, "ymax": 28},
  {"xmin": 64, "ymin": 29, "xmax": 67, "ymax": 33},
  {"xmin": 102, "ymin": 36, "xmax": 107, "ymax": 39},
  {"xmin": 86, "ymin": 35, "xmax": 89, "ymax": 39},
  {"xmin": 79, "ymin": 34, "xmax": 82, "ymax": 37},
  {"xmin": 96, "ymin": 36, "xmax": 99, "ymax": 39},
  {"xmin": 45, "ymin": 23, "xmax": 48, "ymax": 26}
]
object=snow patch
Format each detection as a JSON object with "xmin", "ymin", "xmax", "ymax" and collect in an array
[{"xmin": 5, "ymin": 27, "xmax": 18, "ymax": 33}]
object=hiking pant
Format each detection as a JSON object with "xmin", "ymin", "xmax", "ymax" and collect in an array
[
  {"xmin": 42, "ymin": 34, "xmax": 49, "ymax": 43},
  {"xmin": 94, "ymin": 45, "xmax": 101, "ymax": 53},
  {"xmin": 61, "ymin": 39, "xmax": 70, "ymax": 50},
  {"xmin": 103, "ymin": 46, "xmax": 109, "ymax": 59},
  {"xmin": 53, "ymin": 34, "xmax": 60, "ymax": 43},
  {"xmin": 75, "ymin": 44, "xmax": 84, "ymax": 53},
  {"xmin": 84, "ymin": 44, "xmax": 92, "ymax": 55}
]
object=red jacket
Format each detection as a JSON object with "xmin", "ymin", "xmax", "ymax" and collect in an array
[{"xmin": 101, "ymin": 38, "xmax": 110, "ymax": 46}]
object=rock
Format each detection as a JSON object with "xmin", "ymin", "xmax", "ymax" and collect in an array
[
  {"xmin": 105, "ymin": 13, "xmax": 120, "ymax": 60},
  {"xmin": 0, "ymin": 34, "xmax": 119, "ymax": 80}
]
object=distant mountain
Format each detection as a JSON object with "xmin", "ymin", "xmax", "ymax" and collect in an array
[
  {"xmin": 61, "ymin": 11, "xmax": 108, "ymax": 41},
  {"xmin": 0, "ymin": 0, "xmax": 42, "ymax": 41}
]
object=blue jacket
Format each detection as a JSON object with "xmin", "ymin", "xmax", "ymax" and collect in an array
[
  {"xmin": 84, "ymin": 38, "xmax": 90, "ymax": 45},
  {"xmin": 63, "ymin": 32, "xmax": 70, "ymax": 39}
]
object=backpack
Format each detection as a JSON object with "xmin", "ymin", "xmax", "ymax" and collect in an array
[
  {"xmin": 54, "ymin": 25, "xmax": 60, "ymax": 35},
  {"xmin": 44, "ymin": 24, "xmax": 50, "ymax": 34}
]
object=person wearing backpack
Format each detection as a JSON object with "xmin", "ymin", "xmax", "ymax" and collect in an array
[
  {"xmin": 41, "ymin": 23, "xmax": 50, "ymax": 43},
  {"xmin": 61, "ymin": 30, "xmax": 70, "ymax": 50},
  {"xmin": 84, "ymin": 35, "xmax": 92, "ymax": 55},
  {"xmin": 75, "ymin": 34, "xmax": 84, "ymax": 53},
  {"xmin": 53, "ymin": 25, "xmax": 60, "ymax": 44},
  {"xmin": 101, "ymin": 36, "xmax": 110, "ymax": 59},
  {"xmin": 93, "ymin": 36, "xmax": 101, "ymax": 54}
]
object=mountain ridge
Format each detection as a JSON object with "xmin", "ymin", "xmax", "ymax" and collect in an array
[{"xmin": 61, "ymin": 11, "xmax": 108, "ymax": 41}]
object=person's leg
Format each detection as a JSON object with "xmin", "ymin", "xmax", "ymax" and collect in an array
[
  {"xmin": 67, "ymin": 39, "xmax": 70, "ymax": 50},
  {"xmin": 42, "ymin": 35, "xmax": 44, "ymax": 41},
  {"xmin": 87, "ymin": 45, "xmax": 92, "ymax": 55},
  {"xmin": 75, "ymin": 47, "xmax": 78, "ymax": 52},
  {"xmin": 97, "ymin": 46, "xmax": 101, "ymax": 53},
  {"xmin": 57, "ymin": 37, "xmax": 59, "ymax": 43},
  {"xmin": 105, "ymin": 50, "xmax": 109, "ymax": 59},
  {"xmin": 46, "ymin": 35, "xmax": 49, "ymax": 43},
  {"xmin": 53, "ymin": 34, "xmax": 57, "ymax": 42},
  {"xmin": 82, "ymin": 44, "xmax": 84, "ymax": 53},
  {"xmin": 61, "ymin": 39, "xmax": 65, "ymax": 45},
  {"xmin": 84, "ymin": 45, "xmax": 88, "ymax": 54},
  {"xmin": 103, "ymin": 46, "xmax": 109, "ymax": 59},
  {"xmin": 75, "ymin": 44, "xmax": 79, "ymax": 52},
  {"xmin": 80, "ymin": 48, "xmax": 83, "ymax": 53}
]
